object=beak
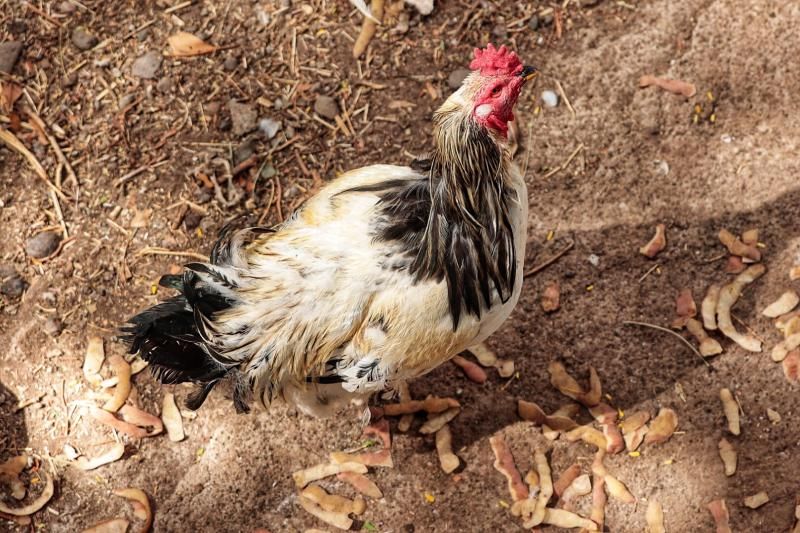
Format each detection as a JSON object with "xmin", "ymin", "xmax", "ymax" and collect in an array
[{"xmin": 520, "ymin": 65, "xmax": 539, "ymax": 82}]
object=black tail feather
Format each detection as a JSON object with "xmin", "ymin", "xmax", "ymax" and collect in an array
[{"xmin": 121, "ymin": 295, "xmax": 229, "ymax": 410}]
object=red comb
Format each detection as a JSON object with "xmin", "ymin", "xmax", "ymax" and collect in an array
[{"xmin": 469, "ymin": 44, "xmax": 523, "ymax": 76}]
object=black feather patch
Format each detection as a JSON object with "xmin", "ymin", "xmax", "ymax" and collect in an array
[{"xmin": 347, "ymin": 120, "xmax": 518, "ymax": 329}]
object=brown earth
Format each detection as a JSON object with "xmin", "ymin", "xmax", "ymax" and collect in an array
[{"xmin": 1, "ymin": 0, "xmax": 799, "ymax": 532}]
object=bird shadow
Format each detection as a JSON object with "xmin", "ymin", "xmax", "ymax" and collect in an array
[{"xmin": 407, "ymin": 184, "xmax": 800, "ymax": 449}]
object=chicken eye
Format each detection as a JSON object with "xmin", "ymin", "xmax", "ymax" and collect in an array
[{"xmin": 491, "ymin": 85, "xmax": 503, "ymax": 96}]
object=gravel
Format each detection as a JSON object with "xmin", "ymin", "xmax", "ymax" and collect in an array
[
  {"xmin": 314, "ymin": 95, "xmax": 339, "ymax": 120},
  {"xmin": 131, "ymin": 50, "xmax": 163, "ymax": 79},
  {"xmin": 259, "ymin": 118, "xmax": 282, "ymax": 140},
  {"xmin": 541, "ymin": 90, "xmax": 559, "ymax": 108},
  {"xmin": 228, "ymin": 100, "xmax": 258, "ymax": 136},
  {"xmin": 0, "ymin": 41, "xmax": 23, "ymax": 74},
  {"xmin": 25, "ymin": 231, "xmax": 62, "ymax": 259},
  {"xmin": 71, "ymin": 27, "xmax": 98, "ymax": 51}
]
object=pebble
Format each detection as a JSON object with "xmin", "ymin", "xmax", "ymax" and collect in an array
[
  {"xmin": 256, "ymin": 8, "xmax": 271, "ymax": 26},
  {"xmin": 541, "ymin": 90, "xmax": 559, "ymax": 108},
  {"xmin": 71, "ymin": 26, "xmax": 98, "ymax": 51},
  {"xmin": 234, "ymin": 139, "xmax": 255, "ymax": 165},
  {"xmin": 1, "ymin": 276, "xmax": 26, "ymax": 298},
  {"xmin": 0, "ymin": 41, "xmax": 23, "ymax": 74},
  {"xmin": 228, "ymin": 100, "xmax": 258, "ymax": 136},
  {"xmin": 183, "ymin": 211, "xmax": 203, "ymax": 230},
  {"xmin": 25, "ymin": 231, "xmax": 62, "ymax": 259},
  {"xmin": 314, "ymin": 95, "xmax": 339, "ymax": 120},
  {"xmin": 57, "ymin": 1, "xmax": 76, "ymax": 13},
  {"xmin": 492, "ymin": 24, "xmax": 508, "ymax": 39},
  {"xmin": 580, "ymin": 0, "xmax": 603, "ymax": 6},
  {"xmin": 156, "ymin": 76, "xmax": 174, "ymax": 93},
  {"xmin": 131, "ymin": 50, "xmax": 162, "ymax": 79},
  {"xmin": 62, "ymin": 72, "xmax": 78, "ymax": 88},
  {"xmin": 118, "ymin": 93, "xmax": 136, "ymax": 110},
  {"xmin": 260, "ymin": 165, "xmax": 277, "ymax": 179},
  {"xmin": 223, "ymin": 55, "xmax": 238, "ymax": 71},
  {"xmin": 588, "ymin": 254, "xmax": 600, "ymax": 267},
  {"xmin": 528, "ymin": 14, "xmax": 540, "ymax": 30},
  {"xmin": 448, "ymin": 68, "xmax": 470, "ymax": 90},
  {"xmin": 43, "ymin": 318, "xmax": 63, "ymax": 337},
  {"xmin": 259, "ymin": 118, "xmax": 281, "ymax": 140}
]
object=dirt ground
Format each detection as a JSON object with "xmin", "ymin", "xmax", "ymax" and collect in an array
[{"xmin": 2, "ymin": 0, "xmax": 800, "ymax": 531}]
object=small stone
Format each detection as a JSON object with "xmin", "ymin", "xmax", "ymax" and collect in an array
[
  {"xmin": 260, "ymin": 165, "xmax": 277, "ymax": 179},
  {"xmin": 528, "ymin": 14, "xmax": 540, "ymax": 30},
  {"xmin": 273, "ymin": 97, "xmax": 285, "ymax": 111},
  {"xmin": 259, "ymin": 118, "xmax": 281, "ymax": 139},
  {"xmin": 223, "ymin": 55, "xmax": 238, "ymax": 71},
  {"xmin": 118, "ymin": 93, "xmax": 136, "ymax": 110},
  {"xmin": 25, "ymin": 231, "xmax": 62, "ymax": 259},
  {"xmin": 0, "ymin": 41, "xmax": 23, "ymax": 74},
  {"xmin": 40, "ymin": 291, "xmax": 57, "ymax": 307},
  {"xmin": 183, "ymin": 210, "xmax": 204, "ymax": 230},
  {"xmin": 588, "ymin": 254, "xmax": 600, "ymax": 267},
  {"xmin": 541, "ymin": 90, "xmax": 559, "ymax": 108},
  {"xmin": 228, "ymin": 100, "xmax": 258, "ymax": 136},
  {"xmin": 579, "ymin": 0, "xmax": 602, "ymax": 6},
  {"xmin": 539, "ymin": 8, "xmax": 555, "ymax": 25},
  {"xmin": 256, "ymin": 8, "xmax": 271, "ymax": 26},
  {"xmin": 43, "ymin": 318, "xmax": 63, "ymax": 337},
  {"xmin": 131, "ymin": 50, "xmax": 162, "ymax": 79},
  {"xmin": 234, "ymin": 139, "xmax": 255, "ymax": 165},
  {"xmin": 314, "ymin": 95, "xmax": 339, "ymax": 120},
  {"xmin": 448, "ymin": 68, "xmax": 470, "ymax": 90},
  {"xmin": 492, "ymin": 24, "xmax": 508, "ymax": 39},
  {"xmin": 62, "ymin": 72, "xmax": 78, "ymax": 88},
  {"xmin": 71, "ymin": 26, "xmax": 98, "ymax": 51},
  {"xmin": 57, "ymin": 0, "xmax": 76, "ymax": 13},
  {"xmin": 284, "ymin": 125, "xmax": 296, "ymax": 139},
  {"xmin": 1, "ymin": 276, "xmax": 26, "ymax": 298},
  {"xmin": 156, "ymin": 76, "xmax": 174, "ymax": 93}
]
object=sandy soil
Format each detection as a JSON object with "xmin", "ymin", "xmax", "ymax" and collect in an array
[{"xmin": 1, "ymin": 0, "xmax": 799, "ymax": 531}]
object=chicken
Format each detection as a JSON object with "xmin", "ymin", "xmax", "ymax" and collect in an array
[{"xmin": 122, "ymin": 45, "xmax": 538, "ymax": 418}]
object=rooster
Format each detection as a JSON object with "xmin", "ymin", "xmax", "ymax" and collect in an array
[{"xmin": 123, "ymin": 45, "xmax": 537, "ymax": 418}]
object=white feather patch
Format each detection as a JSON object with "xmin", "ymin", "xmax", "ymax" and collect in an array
[
  {"xmin": 475, "ymin": 103, "xmax": 493, "ymax": 118},
  {"xmin": 348, "ymin": 0, "xmax": 381, "ymax": 23}
]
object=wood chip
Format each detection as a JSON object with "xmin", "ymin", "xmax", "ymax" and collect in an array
[
  {"xmin": 451, "ymin": 355, "xmax": 487, "ymax": 383},
  {"xmin": 102, "ymin": 354, "xmax": 132, "ymax": 413},
  {"xmin": 435, "ymin": 424, "xmax": 460, "ymax": 474},
  {"xmin": 489, "ymin": 435, "xmax": 528, "ymax": 502},
  {"xmin": 74, "ymin": 443, "xmax": 125, "ymax": 471},
  {"xmin": 716, "ymin": 264, "xmax": 766, "ymax": 352},
  {"xmin": 763, "ymin": 290, "xmax": 800, "ymax": 318},
  {"xmin": 301, "ymin": 485, "xmax": 365, "ymax": 515},
  {"xmin": 113, "ymin": 488, "xmax": 153, "ymax": 533},
  {"xmin": 719, "ymin": 388, "xmax": 740, "ymax": 435},
  {"xmin": 643, "ymin": 408, "xmax": 678, "ymax": 445},
  {"xmin": 707, "ymin": 499, "xmax": 732, "ymax": 533},
  {"xmin": 553, "ymin": 464, "xmax": 581, "ymax": 497},
  {"xmin": 743, "ymin": 491, "xmax": 769, "ymax": 509},
  {"xmin": 718, "ymin": 438, "xmax": 737, "ymax": 476},
  {"xmin": 419, "ymin": 407, "xmax": 460, "ymax": 434},
  {"xmin": 293, "ymin": 462, "xmax": 367, "ymax": 489},
  {"xmin": 646, "ymin": 499, "xmax": 665, "ymax": 533},
  {"xmin": 298, "ymin": 495, "xmax": 353, "ymax": 531},
  {"xmin": 383, "ymin": 397, "xmax": 459, "ymax": 416},
  {"xmin": 162, "ymin": 392, "xmax": 185, "ymax": 442},
  {"xmin": 83, "ymin": 336, "xmax": 105, "ymax": 386},
  {"xmin": 702, "ymin": 284, "xmax": 721, "ymax": 330},
  {"xmin": 522, "ymin": 448, "xmax": 552, "ymax": 528},
  {"xmin": 467, "ymin": 342, "xmax": 498, "ymax": 366},
  {"xmin": 639, "ymin": 223, "xmax": 667, "ymax": 258},
  {"xmin": 639, "ymin": 75, "xmax": 697, "ymax": 97},
  {"xmin": 336, "ymin": 471, "xmax": 383, "ymax": 499},
  {"xmin": 718, "ymin": 229, "xmax": 761, "ymax": 261},
  {"xmin": 541, "ymin": 280, "xmax": 561, "ymax": 312}
]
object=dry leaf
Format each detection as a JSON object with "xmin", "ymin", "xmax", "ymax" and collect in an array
[
  {"xmin": 639, "ymin": 75, "xmax": 696, "ymax": 97},
  {"xmin": 168, "ymin": 32, "xmax": 217, "ymax": 57}
]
